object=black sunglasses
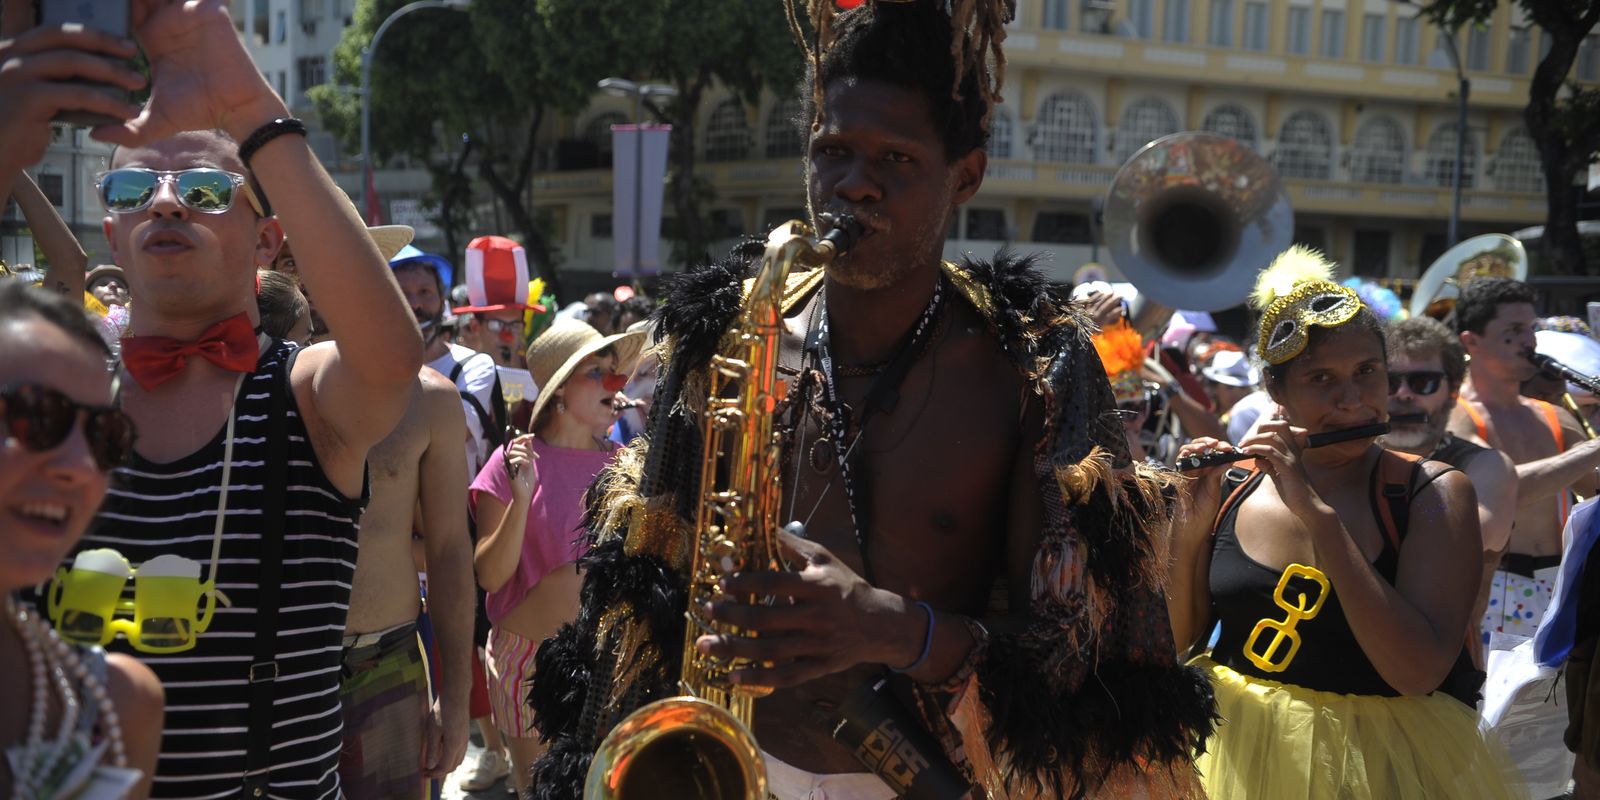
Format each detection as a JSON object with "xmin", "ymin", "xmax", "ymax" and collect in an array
[
  {"xmin": 2, "ymin": 384, "xmax": 136, "ymax": 471},
  {"xmin": 1387, "ymin": 371, "xmax": 1445, "ymax": 396}
]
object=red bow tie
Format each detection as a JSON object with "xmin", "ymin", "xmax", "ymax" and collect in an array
[{"xmin": 121, "ymin": 313, "xmax": 261, "ymax": 390}]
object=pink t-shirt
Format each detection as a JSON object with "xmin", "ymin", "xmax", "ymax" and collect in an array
[{"xmin": 469, "ymin": 438, "xmax": 618, "ymax": 624}]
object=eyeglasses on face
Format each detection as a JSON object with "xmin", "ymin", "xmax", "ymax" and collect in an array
[
  {"xmin": 98, "ymin": 168, "xmax": 266, "ymax": 216},
  {"xmin": 2, "ymin": 383, "xmax": 135, "ymax": 471},
  {"xmin": 484, "ymin": 319, "xmax": 525, "ymax": 333},
  {"xmin": 1387, "ymin": 371, "xmax": 1445, "ymax": 396}
]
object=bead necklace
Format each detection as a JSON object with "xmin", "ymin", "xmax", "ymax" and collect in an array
[{"xmin": 5, "ymin": 595, "xmax": 126, "ymax": 799}]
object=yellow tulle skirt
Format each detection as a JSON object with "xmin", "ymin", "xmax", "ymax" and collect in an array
[{"xmin": 1192, "ymin": 656, "xmax": 1528, "ymax": 800}]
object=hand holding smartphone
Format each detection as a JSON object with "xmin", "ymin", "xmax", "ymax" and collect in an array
[{"xmin": 37, "ymin": 0, "xmax": 135, "ymax": 127}]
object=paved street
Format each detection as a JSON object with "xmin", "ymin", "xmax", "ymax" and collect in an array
[{"xmin": 441, "ymin": 728, "xmax": 514, "ymax": 799}]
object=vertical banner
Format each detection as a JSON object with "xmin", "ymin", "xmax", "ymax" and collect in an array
[{"xmin": 611, "ymin": 124, "xmax": 672, "ymax": 278}]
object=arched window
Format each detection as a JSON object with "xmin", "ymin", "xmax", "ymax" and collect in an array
[
  {"xmin": 1032, "ymin": 91, "xmax": 1099, "ymax": 163},
  {"xmin": 1350, "ymin": 116, "xmax": 1406, "ymax": 184},
  {"xmin": 705, "ymin": 99, "xmax": 752, "ymax": 162},
  {"xmin": 1493, "ymin": 126, "xmax": 1543, "ymax": 193},
  {"xmin": 583, "ymin": 112, "xmax": 628, "ymax": 165},
  {"xmin": 1116, "ymin": 97, "xmax": 1180, "ymax": 161},
  {"xmin": 1273, "ymin": 110, "xmax": 1334, "ymax": 180},
  {"xmin": 1201, "ymin": 104, "xmax": 1258, "ymax": 150},
  {"xmin": 1424, "ymin": 124, "xmax": 1477, "ymax": 188},
  {"xmin": 988, "ymin": 108, "xmax": 1014, "ymax": 159},
  {"xmin": 764, "ymin": 97, "xmax": 806, "ymax": 159}
]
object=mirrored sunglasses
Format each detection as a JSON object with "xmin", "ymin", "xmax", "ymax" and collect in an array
[
  {"xmin": 1387, "ymin": 371, "xmax": 1444, "ymax": 396},
  {"xmin": 2, "ymin": 383, "xmax": 135, "ymax": 471},
  {"xmin": 98, "ymin": 168, "xmax": 265, "ymax": 216}
]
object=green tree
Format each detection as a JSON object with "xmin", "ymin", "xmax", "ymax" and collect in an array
[
  {"xmin": 1420, "ymin": 0, "xmax": 1600, "ymax": 274},
  {"xmin": 539, "ymin": 0, "xmax": 803, "ymax": 267},
  {"xmin": 310, "ymin": 0, "xmax": 595, "ymax": 296}
]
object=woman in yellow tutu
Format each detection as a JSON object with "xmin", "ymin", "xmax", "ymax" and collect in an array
[{"xmin": 1168, "ymin": 246, "xmax": 1525, "ymax": 799}]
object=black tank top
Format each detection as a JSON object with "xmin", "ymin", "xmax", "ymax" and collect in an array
[
  {"xmin": 1209, "ymin": 470, "xmax": 1404, "ymax": 695},
  {"xmin": 1430, "ymin": 432, "xmax": 1487, "ymax": 471}
]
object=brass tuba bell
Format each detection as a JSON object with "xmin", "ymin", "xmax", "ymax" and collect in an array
[
  {"xmin": 1407, "ymin": 233, "xmax": 1528, "ymax": 320},
  {"xmin": 1102, "ymin": 132, "xmax": 1293, "ymax": 312}
]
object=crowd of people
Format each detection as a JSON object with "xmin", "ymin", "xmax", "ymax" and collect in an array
[{"xmin": 4, "ymin": 1, "xmax": 1600, "ymax": 800}]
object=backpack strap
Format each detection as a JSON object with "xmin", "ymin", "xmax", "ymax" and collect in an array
[{"xmin": 1212, "ymin": 460, "xmax": 1263, "ymax": 533}]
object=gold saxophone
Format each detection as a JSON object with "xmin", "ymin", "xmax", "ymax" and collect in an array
[{"xmin": 584, "ymin": 216, "xmax": 863, "ymax": 800}]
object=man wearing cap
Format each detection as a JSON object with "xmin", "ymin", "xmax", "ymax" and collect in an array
[
  {"xmin": 1200, "ymin": 350, "xmax": 1257, "ymax": 434},
  {"xmin": 1381, "ymin": 316, "xmax": 1516, "ymax": 676},
  {"xmin": 42, "ymin": 2, "xmax": 424, "ymax": 796},
  {"xmin": 87, "ymin": 264, "xmax": 131, "ymax": 307},
  {"xmin": 456, "ymin": 236, "xmax": 544, "ymax": 371},
  {"xmin": 393, "ymin": 245, "xmax": 497, "ymax": 474}
]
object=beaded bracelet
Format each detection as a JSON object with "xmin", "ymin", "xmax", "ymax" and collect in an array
[
  {"xmin": 891, "ymin": 600, "xmax": 936, "ymax": 674},
  {"xmin": 238, "ymin": 117, "xmax": 308, "ymax": 170}
]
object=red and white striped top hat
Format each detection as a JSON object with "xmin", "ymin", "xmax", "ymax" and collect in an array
[{"xmin": 453, "ymin": 235, "xmax": 530, "ymax": 314}]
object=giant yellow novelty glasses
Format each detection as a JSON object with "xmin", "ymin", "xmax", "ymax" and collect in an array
[{"xmin": 45, "ymin": 375, "xmax": 242, "ymax": 653}]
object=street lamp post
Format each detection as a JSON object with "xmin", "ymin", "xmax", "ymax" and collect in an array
[
  {"xmin": 360, "ymin": 0, "xmax": 470, "ymax": 220},
  {"xmin": 1433, "ymin": 26, "xmax": 1470, "ymax": 248},
  {"xmin": 598, "ymin": 77, "xmax": 679, "ymax": 283}
]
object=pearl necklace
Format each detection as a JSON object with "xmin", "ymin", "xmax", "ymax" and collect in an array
[{"xmin": 5, "ymin": 596, "xmax": 126, "ymax": 799}]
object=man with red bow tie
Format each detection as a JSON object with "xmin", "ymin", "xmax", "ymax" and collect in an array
[{"xmin": 26, "ymin": 2, "xmax": 424, "ymax": 797}]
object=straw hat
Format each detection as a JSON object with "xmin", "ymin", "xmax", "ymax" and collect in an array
[
  {"xmin": 85, "ymin": 264, "xmax": 126, "ymax": 289},
  {"xmin": 368, "ymin": 225, "xmax": 414, "ymax": 261},
  {"xmin": 526, "ymin": 316, "xmax": 647, "ymax": 429}
]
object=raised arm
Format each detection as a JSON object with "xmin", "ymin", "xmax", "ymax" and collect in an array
[
  {"xmin": 1512, "ymin": 431, "xmax": 1600, "ymax": 507},
  {"xmin": 416, "ymin": 369, "xmax": 472, "ymax": 779},
  {"xmin": 473, "ymin": 437, "xmax": 537, "ymax": 593},
  {"xmin": 1167, "ymin": 437, "xmax": 1232, "ymax": 654},
  {"xmin": 9, "ymin": 171, "xmax": 87, "ymax": 299},
  {"xmin": 102, "ymin": 1, "xmax": 421, "ymax": 480}
]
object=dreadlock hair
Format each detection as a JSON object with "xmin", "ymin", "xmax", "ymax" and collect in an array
[{"xmin": 789, "ymin": 0, "xmax": 1014, "ymax": 161}]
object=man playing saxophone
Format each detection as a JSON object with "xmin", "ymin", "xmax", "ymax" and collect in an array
[{"xmin": 528, "ymin": 2, "xmax": 1216, "ymax": 798}]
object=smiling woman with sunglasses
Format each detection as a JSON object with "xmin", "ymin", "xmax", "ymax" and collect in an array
[
  {"xmin": 0, "ymin": 281, "xmax": 163, "ymax": 800},
  {"xmin": 1167, "ymin": 248, "xmax": 1522, "ymax": 799}
]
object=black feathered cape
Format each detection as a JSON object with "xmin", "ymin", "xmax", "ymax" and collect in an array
[{"xmin": 528, "ymin": 242, "xmax": 1216, "ymax": 799}]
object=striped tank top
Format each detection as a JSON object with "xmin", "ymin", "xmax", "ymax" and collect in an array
[{"xmin": 81, "ymin": 340, "xmax": 365, "ymax": 799}]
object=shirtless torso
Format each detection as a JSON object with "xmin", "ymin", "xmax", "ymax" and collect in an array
[
  {"xmin": 1448, "ymin": 389, "xmax": 1576, "ymax": 558},
  {"xmin": 347, "ymin": 366, "xmax": 473, "ymax": 634},
  {"xmin": 754, "ymin": 286, "xmax": 1037, "ymax": 774}
]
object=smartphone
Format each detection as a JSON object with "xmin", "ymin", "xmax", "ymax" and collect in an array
[{"xmin": 38, "ymin": 0, "xmax": 133, "ymax": 127}]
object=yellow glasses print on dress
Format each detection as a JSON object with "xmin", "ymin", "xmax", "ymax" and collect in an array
[
  {"xmin": 1243, "ymin": 563, "xmax": 1329, "ymax": 673},
  {"xmin": 46, "ymin": 550, "xmax": 220, "ymax": 653}
]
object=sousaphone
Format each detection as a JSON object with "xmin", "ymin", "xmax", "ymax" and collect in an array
[
  {"xmin": 1408, "ymin": 233, "xmax": 1528, "ymax": 320},
  {"xmin": 1103, "ymin": 132, "xmax": 1293, "ymax": 312}
]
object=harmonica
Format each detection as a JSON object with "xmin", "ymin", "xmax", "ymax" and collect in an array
[
  {"xmin": 1388, "ymin": 412, "xmax": 1427, "ymax": 425},
  {"xmin": 1176, "ymin": 422, "xmax": 1391, "ymax": 472}
]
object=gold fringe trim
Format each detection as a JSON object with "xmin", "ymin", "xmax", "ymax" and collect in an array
[
  {"xmin": 1052, "ymin": 447, "xmax": 1179, "ymax": 592},
  {"xmin": 593, "ymin": 604, "xmax": 662, "ymax": 720}
]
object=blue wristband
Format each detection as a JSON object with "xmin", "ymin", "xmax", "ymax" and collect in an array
[{"xmin": 891, "ymin": 601, "xmax": 936, "ymax": 674}]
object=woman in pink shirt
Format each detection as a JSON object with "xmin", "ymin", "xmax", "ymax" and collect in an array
[{"xmin": 470, "ymin": 317, "xmax": 644, "ymax": 795}]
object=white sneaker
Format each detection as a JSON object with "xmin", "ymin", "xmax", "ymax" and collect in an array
[{"xmin": 459, "ymin": 748, "xmax": 510, "ymax": 792}]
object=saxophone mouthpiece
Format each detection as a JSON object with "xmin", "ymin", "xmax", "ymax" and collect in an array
[{"xmin": 818, "ymin": 212, "xmax": 864, "ymax": 255}]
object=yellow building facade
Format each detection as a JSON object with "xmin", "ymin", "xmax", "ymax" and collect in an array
[{"xmin": 531, "ymin": 0, "xmax": 1597, "ymax": 287}]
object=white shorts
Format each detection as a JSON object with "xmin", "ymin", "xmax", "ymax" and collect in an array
[{"xmin": 763, "ymin": 751, "xmax": 896, "ymax": 800}]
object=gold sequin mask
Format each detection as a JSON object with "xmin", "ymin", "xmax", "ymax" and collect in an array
[{"xmin": 1256, "ymin": 280, "xmax": 1363, "ymax": 365}]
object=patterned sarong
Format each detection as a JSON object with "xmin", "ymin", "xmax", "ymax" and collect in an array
[{"xmin": 338, "ymin": 622, "xmax": 430, "ymax": 799}]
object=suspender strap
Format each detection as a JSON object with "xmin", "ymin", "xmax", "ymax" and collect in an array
[
  {"xmin": 1456, "ymin": 397, "xmax": 1489, "ymax": 442},
  {"xmin": 243, "ymin": 347, "xmax": 291, "ymax": 796}
]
